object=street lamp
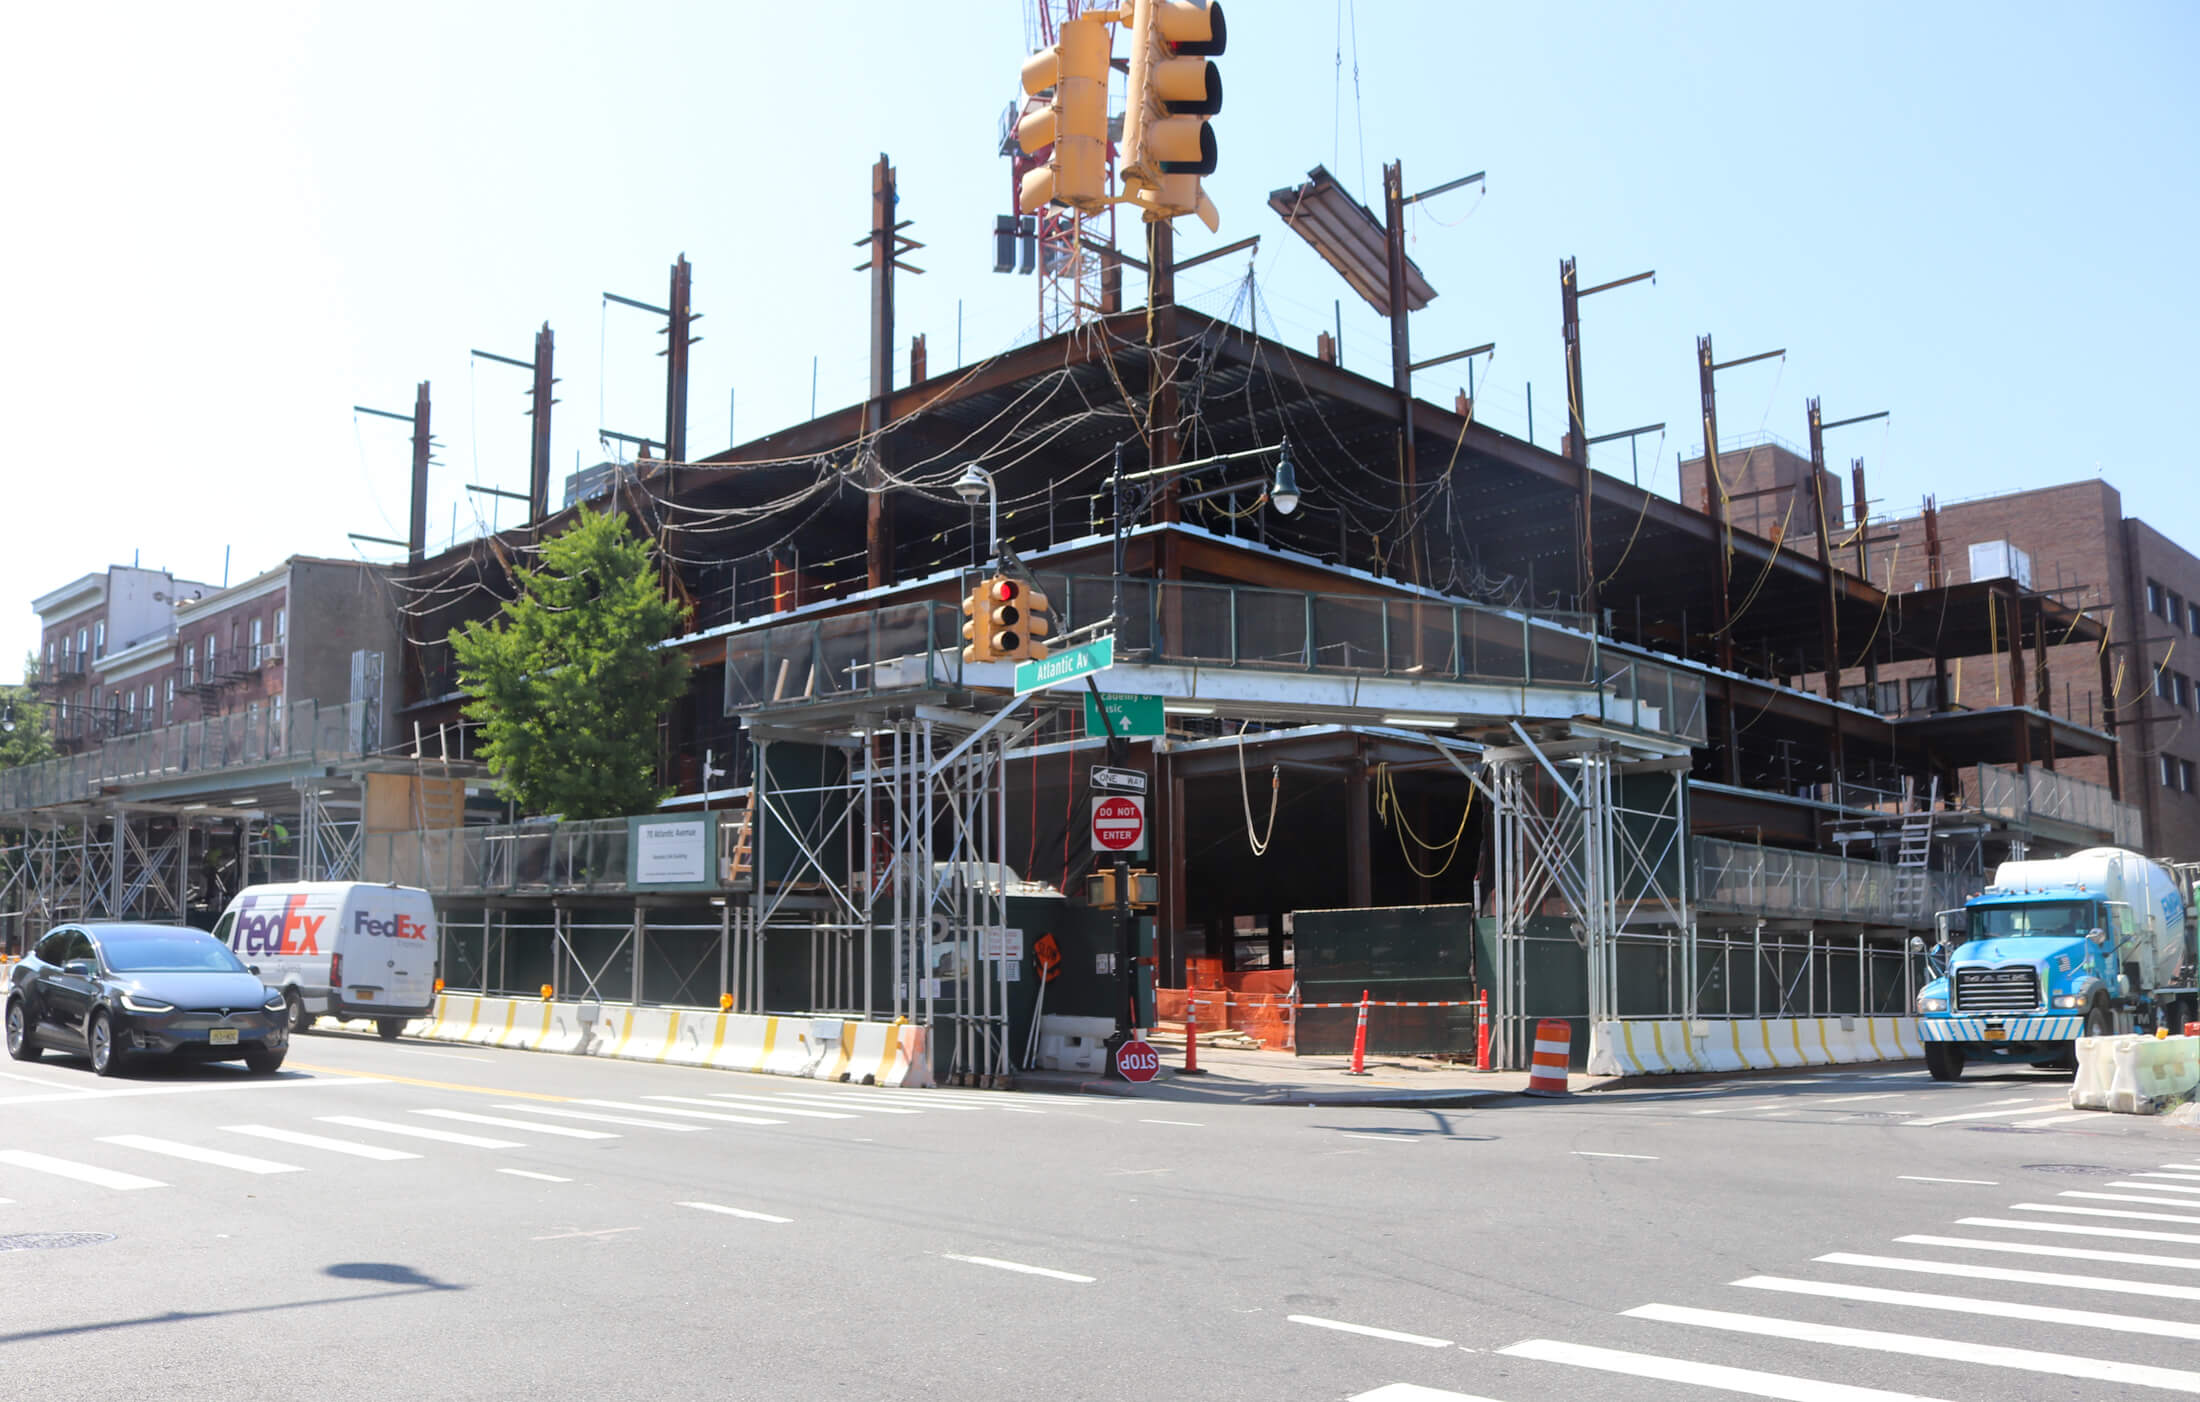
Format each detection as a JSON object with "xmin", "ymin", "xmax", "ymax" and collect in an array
[
  {"xmin": 1269, "ymin": 439, "xmax": 1301, "ymax": 515},
  {"xmin": 952, "ymin": 462, "xmax": 999, "ymax": 559},
  {"xmin": 1110, "ymin": 434, "xmax": 1306, "ymax": 623},
  {"xmin": 1, "ymin": 701, "xmax": 14, "ymax": 734}
]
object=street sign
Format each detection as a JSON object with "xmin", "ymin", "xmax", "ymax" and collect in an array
[
  {"xmin": 1090, "ymin": 765, "xmax": 1148, "ymax": 795},
  {"xmin": 1115, "ymin": 1038, "xmax": 1161, "ymax": 1082},
  {"xmin": 1092, "ymin": 794, "xmax": 1145, "ymax": 852},
  {"xmin": 1082, "ymin": 691, "xmax": 1164, "ymax": 739},
  {"xmin": 1013, "ymin": 633, "xmax": 1114, "ymax": 694}
]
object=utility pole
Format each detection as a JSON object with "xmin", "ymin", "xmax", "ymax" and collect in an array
[
  {"xmin": 1149, "ymin": 217, "xmax": 1178, "ymax": 522},
  {"xmin": 1383, "ymin": 162, "xmax": 1415, "ymax": 584},
  {"xmin": 1805, "ymin": 398, "xmax": 1888, "ymax": 699},
  {"xmin": 1695, "ymin": 335, "xmax": 1784, "ymax": 670},
  {"xmin": 407, "ymin": 382, "xmax": 431, "ymax": 569},
  {"xmin": 663, "ymin": 256, "xmax": 694, "ymax": 492},
  {"xmin": 470, "ymin": 327, "xmax": 558, "ymax": 530},
  {"xmin": 1560, "ymin": 257, "xmax": 1653, "ymax": 614},
  {"xmin": 858, "ymin": 154, "xmax": 924, "ymax": 589}
]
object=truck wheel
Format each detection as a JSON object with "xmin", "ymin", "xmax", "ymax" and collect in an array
[
  {"xmin": 376, "ymin": 1019, "xmax": 405, "ymax": 1041},
  {"xmin": 2084, "ymin": 1003, "xmax": 2115, "ymax": 1039},
  {"xmin": 1925, "ymin": 1042, "xmax": 1965, "ymax": 1081}
]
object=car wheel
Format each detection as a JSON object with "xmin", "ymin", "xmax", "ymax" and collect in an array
[
  {"xmin": 285, "ymin": 988, "xmax": 310, "ymax": 1035},
  {"xmin": 244, "ymin": 1048, "xmax": 286, "ymax": 1075},
  {"xmin": 4, "ymin": 998, "xmax": 41, "ymax": 1062},
  {"xmin": 1925, "ymin": 1041, "xmax": 1965, "ymax": 1081},
  {"xmin": 88, "ymin": 1012, "xmax": 128, "ymax": 1078},
  {"xmin": 376, "ymin": 1018, "xmax": 405, "ymax": 1042}
]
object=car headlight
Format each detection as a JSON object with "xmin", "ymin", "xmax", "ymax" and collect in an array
[
  {"xmin": 1918, "ymin": 995, "xmax": 1948, "ymax": 1013},
  {"xmin": 262, "ymin": 991, "xmax": 287, "ymax": 1011},
  {"xmin": 119, "ymin": 992, "xmax": 175, "ymax": 1014},
  {"xmin": 2051, "ymin": 994, "xmax": 2084, "ymax": 1009}
]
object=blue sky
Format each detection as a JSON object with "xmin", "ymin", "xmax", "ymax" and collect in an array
[{"xmin": 2, "ymin": 1, "xmax": 2193, "ymax": 673}]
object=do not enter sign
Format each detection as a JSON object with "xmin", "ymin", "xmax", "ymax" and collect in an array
[
  {"xmin": 1092, "ymin": 794, "xmax": 1145, "ymax": 852},
  {"xmin": 1116, "ymin": 1038, "xmax": 1160, "ymax": 1082}
]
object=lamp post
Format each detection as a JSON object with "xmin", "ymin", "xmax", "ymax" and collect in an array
[
  {"xmin": 1101, "ymin": 434, "xmax": 1304, "ymax": 1057},
  {"xmin": 951, "ymin": 462, "xmax": 999, "ymax": 562}
]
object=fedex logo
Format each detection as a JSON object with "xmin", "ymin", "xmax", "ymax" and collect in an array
[
  {"xmin": 236, "ymin": 893, "xmax": 324, "ymax": 957},
  {"xmin": 354, "ymin": 910, "xmax": 430, "ymax": 941}
]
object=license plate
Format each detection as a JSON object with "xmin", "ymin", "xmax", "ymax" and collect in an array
[
  {"xmin": 1983, "ymin": 1026, "xmax": 2007, "ymax": 1041},
  {"xmin": 208, "ymin": 1028, "xmax": 239, "ymax": 1046},
  {"xmin": 354, "ymin": 988, "xmax": 375, "ymax": 1001}
]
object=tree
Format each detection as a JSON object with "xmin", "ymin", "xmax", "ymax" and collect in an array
[
  {"xmin": 450, "ymin": 508, "xmax": 691, "ymax": 820},
  {"xmin": 0, "ymin": 654, "xmax": 54, "ymax": 771}
]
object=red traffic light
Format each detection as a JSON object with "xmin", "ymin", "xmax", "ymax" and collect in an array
[{"xmin": 993, "ymin": 579, "xmax": 1020, "ymax": 602}]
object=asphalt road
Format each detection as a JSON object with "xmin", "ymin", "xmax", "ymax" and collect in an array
[{"xmin": 1, "ymin": 1031, "xmax": 2196, "ymax": 1401}]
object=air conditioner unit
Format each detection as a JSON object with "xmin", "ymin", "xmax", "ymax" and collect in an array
[{"xmin": 261, "ymin": 643, "xmax": 284, "ymax": 664}]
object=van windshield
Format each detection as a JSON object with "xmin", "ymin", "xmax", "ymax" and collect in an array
[
  {"xmin": 1970, "ymin": 901, "xmax": 2096, "ymax": 941},
  {"xmin": 100, "ymin": 933, "xmax": 250, "ymax": 974}
]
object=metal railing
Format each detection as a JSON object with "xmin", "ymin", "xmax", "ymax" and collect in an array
[
  {"xmin": 0, "ymin": 700, "xmax": 365, "ymax": 813},
  {"xmin": 722, "ymin": 580, "xmax": 1708, "ymax": 744},
  {"xmin": 360, "ymin": 814, "xmax": 749, "ymax": 897},
  {"xmin": 1694, "ymin": 835, "xmax": 1969, "ymax": 927},
  {"xmin": 1972, "ymin": 763, "xmax": 2143, "ymax": 846}
]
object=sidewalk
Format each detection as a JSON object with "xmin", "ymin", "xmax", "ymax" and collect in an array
[{"xmin": 1014, "ymin": 1039, "xmax": 1619, "ymax": 1107}]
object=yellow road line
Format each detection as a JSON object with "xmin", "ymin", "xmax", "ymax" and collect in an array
[{"xmin": 288, "ymin": 1064, "xmax": 570, "ymax": 1102}]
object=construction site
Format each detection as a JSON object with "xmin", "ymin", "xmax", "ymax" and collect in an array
[{"xmin": 0, "ymin": 2, "xmax": 2164, "ymax": 1082}]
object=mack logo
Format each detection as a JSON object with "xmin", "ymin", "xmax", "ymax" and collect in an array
[
  {"xmin": 354, "ymin": 910, "xmax": 429, "ymax": 941},
  {"xmin": 236, "ymin": 893, "xmax": 324, "ymax": 957}
]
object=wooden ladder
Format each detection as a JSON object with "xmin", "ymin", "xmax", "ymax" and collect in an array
[{"xmin": 723, "ymin": 790, "xmax": 755, "ymax": 888}]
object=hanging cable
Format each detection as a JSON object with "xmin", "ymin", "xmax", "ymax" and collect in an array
[{"xmin": 1236, "ymin": 723, "xmax": 1281, "ymax": 856}]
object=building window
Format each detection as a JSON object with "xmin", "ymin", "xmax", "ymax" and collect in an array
[
  {"xmin": 2150, "ymin": 579, "xmax": 2167, "ymax": 617},
  {"xmin": 2158, "ymin": 668, "xmax": 2176, "ymax": 703},
  {"xmin": 275, "ymin": 607, "xmax": 286, "ymax": 643},
  {"xmin": 43, "ymin": 641, "xmax": 53, "ymax": 675},
  {"xmin": 1840, "ymin": 684, "xmax": 1868, "ymax": 708},
  {"xmin": 1907, "ymin": 677, "xmax": 1940, "ymax": 713},
  {"xmin": 249, "ymin": 616, "xmax": 264, "ymax": 668},
  {"xmin": 2186, "ymin": 760, "xmax": 2197, "ymax": 794},
  {"xmin": 206, "ymin": 631, "xmax": 218, "ymax": 675},
  {"xmin": 143, "ymin": 684, "xmax": 155, "ymax": 723},
  {"xmin": 2176, "ymin": 674, "xmax": 2191, "ymax": 709},
  {"xmin": 2174, "ymin": 593, "xmax": 2187, "ymax": 628},
  {"xmin": 76, "ymin": 627, "xmax": 88, "ymax": 660},
  {"xmin": 164, "ymin": 678, "xmax": 174, "ymax": 725},
  {"xmin": 184, "ymin": 644, "xmax": 196, "ymax": 684},
  {"xmin": 94, "ymin": 621, "xmax": 105, "ymax": 658}
]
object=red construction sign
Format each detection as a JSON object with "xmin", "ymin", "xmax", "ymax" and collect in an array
[
  {"xmin": 1091, "ymin": 795, "xmax": 1145, "ymax": 852},
  {"xmin": 1115, "ymin": 1038, "xmax": 1161, "ymax": 1082}
]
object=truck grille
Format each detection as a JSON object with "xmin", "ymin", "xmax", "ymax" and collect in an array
[{"xmin": 1955, "ymin": 967, "xmax": 2042, "ymax": 1015}]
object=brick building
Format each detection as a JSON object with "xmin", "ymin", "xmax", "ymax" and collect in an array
[{"xmin": 32, "ymin": 565, "xmax": 213, "ymax": 748}]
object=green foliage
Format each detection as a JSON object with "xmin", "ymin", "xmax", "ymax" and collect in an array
[
  {"xmin": 0, "ymin": 655, "xmax": 55, "ymax": 771},
  {"xmin": 450, "ymin": 509, "xmax": 691, "ymax": 820}
]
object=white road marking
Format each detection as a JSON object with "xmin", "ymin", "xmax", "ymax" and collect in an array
[
  {"xmin": 98, "ymin": 1134, "xmax": 301, "ymax": 1175},
  {"xmin": 2139, "ymin": 1172, "xmax": 2200, "ymax": 1182},
  {"xmin": 1961, "ymin": 1215, "xmax": 2200, "ymax": 1245},
  {"xmin": 1818, "ymin": 1250, "xmax": 2200, "ymax": 1300},
  {"xmin": 316, "ymin": 1115, "xmax": 519, "ymax": 1149},
  {"xmin": 759, "ymin": 1093, "xmax": 925, "ymax": 1115},
  {"xmin": 2056, "ymin": 1190, "xmax": 2200, "ymax": 1212},
  {"xmin": 1140, "ymin": 1118, "xmax": 1203, "ymax": 1126},
  {"xmin": 413, "ymin": 1109, "xmax": 616, "ymax": 1140},
  {"xmin": 665, "ymin": 1094, "xmax": 854, "ymax": 1120},
  {"xmin": 1897, "ymin": 1176, "xmax": 1998, "ymax": 1185},
  {"xmin": 2003, "ymin": 1112, "xmax": 2097, "ymax": 1127},
  {"xmin": 1347, "ymin": 1385, "xmax": 1508, "ymax": 1401},
  {"xmin": 1287, "ymin": 1314, "xmax": 1452, "ymax": 1347},
  {"xmin": 1690, "ymin": 1107, "xmax": 1735, "ymax": 1114},
  {"xmin": 1497, "ymin": 1338, "xmax": 1958, "ymax": 1401},
  {"xmin": 578, "ymin": 1098, "xmax": 782, "ymax": 1126},
  {"xmin": 1901, "ymin": 1233, "xmax": 2200, "ymax": 1270},
  {"xmin": 997, "ymin": 1106, "xmax": 1049, "ymax": 1114},
  {"xmin": 490, "ymin": 1104, "xmax": 704, "ymax": 1132},
  {"xmin": 2018, "ymin": 1200, "xmax": 2200, "ymax": 1224},
  {"xmin": 2163, "ymin": 1163, "xmax": 2200, "ymax": 1171},
  {"xmin": 2109, "ymin": 1180, "xmax": 2200, "ymax": 1195},
  {"xmin": 942, "ymin": 1252, "xmax": 1093, "ymax": 1282},
  {"xmin": 1900, "ymin": 1096, "xmax": 2062, "ymax": 1127},
  {"xmin": 0, "ymin": 1070, "xmax": 60, "ymax": 1086},
  {"xmin": 222, "ymin": 1125, "xmax": 420, "ymax": 1161},
  {"xmin": 1574, "ymin": 1151, "xmax": 1659, "ymax": 1160},
  {"xmin": 1626, "ymin": 1301, "xmax": 2200, "ymax": 1390},
  {"xmin": 1820, "ymin": 1092, "xmax": 1903, "ymax": 1104},
  {"xmin": 531, "ymin": 1226, "xmax": 636, "ymax": 1241},
  {"xmin": 1338, "ymin": 1133, "xmax": 1401, "ymax": 1142},
  {"xmin": 678, "ymin": 1200, "xmax": 790, "ymax": 1223},
  {"xmin": 1735, "ymin": 1274, "xmax": 2200, "ymax": 1339},
  {"xmin": 497, "ymin": 1169, "xmax": 570, "ymax": 1183},
  {"xmin": 0, "ymin": 1149, "xmax": 164, "ymax": 1190},
  {"xmin": 0, "ymin": 1076, "xmax": 379, "ymax": 1107}
]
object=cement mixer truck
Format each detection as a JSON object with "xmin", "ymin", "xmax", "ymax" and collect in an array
[{"xmin": 1913, "ymin": 847, "xmax": 2198, "ymax": 1080}]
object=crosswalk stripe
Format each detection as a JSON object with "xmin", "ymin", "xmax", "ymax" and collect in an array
[
  {"xmin": 2138, "ymin": 1172, "xmax": 2200, "ymax": 1183},
  {"xmin": 2017, "ymin": 1201, "xmax": 2200, "ymax": 1225},
  {"xmin": 413, "ymin": 1109, "xmax": 616, "ymax": 1140},
  {"xmin": 223, "ymin": 1125, "xmax": 421, "ymax": 1161},
  {"xmin": 98, "ymin": 1135, "xmax": 301, "ymax": 1175},
  {"xmin": 1347, "ymin": 1385, "xmax": 1510, "ymax": 1401},
  {"xmin": 317, "ymin": 1115, "xmax": 519, "ymax": 1149},
  {"xmin": 1899, "ymin": 1096, "xmax": 2061, "ymax": 1127},
  {"xmin": 655, "ymin": 1094, "xmax": 854, "ymax": 1120},
  {"xmin": 678, "ymin": 1200, "xmax": 791, "ymax": 1223},
  {"xmin": 1961, "ymin": 1215, "xmax": 2200, "ymax": 1246},
  {"xmin": 804, "ymin": 1091, "xmax": 978, "ymax": 1111},
  {"xmin": 756, "ymin": 1092, "xmax": 924, "ymax": 1115},
  {"xmin": 577, "ymin": 1098, "xmax": 782, "ymax": 1126},
  {"xmin": 1900, "ymin": 1232, "xmax": 2200, "ymax": 1270},
  {"xmin": 2110, "ymin": 1180, "xmax": 2200, "ymax": 1195},
  {"xmin": 2163, "ymin": 1163, "xmax": 2200, "ymax": 1172},
  {"xmin": 1734, "ymin": 1274, "xmax": 2200, "ymax": 1339},
  {"xmin": 1497, "ymin": 1338, "xmax": 1958, "ymax": 1401},
  {"xmin": 2003, "ymin": 1112, "xmax": 2095, "ymax": 1127},
  {"xmin": 1285, "ymin": 1314, "xmax": 1452, "ymax": 1347},
  {"xmin": 498, "ymin": 1169, "xmax": 571, "ymax": 1183},
  {"xmin": 1820, "ymin": 1250, "xmax": 2200, "ymax": 1300},
  {"xmin": 1625, "ymin": 1302, "xmax": 2200, "ymax": 1390},
  {"xmin": 488, "ymin": 1104, "xmax": 705, "ymax": 1132},
  {"xmin": 0, "ymin": 1150, "xmax": 164, "ymax": 1191},
  {"xmin": 2051, "ymin": 1193, "xmax": 2200, "ymax": 1216}
]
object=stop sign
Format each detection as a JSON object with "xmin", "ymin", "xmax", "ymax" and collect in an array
[
  {"xmin": 1092, "ymin": 795, "xmax": 1145, "ymax": 852},
  {"xmin": 1116, "ymin": 1038, "xmax": 1160, "ymax": 1082}
]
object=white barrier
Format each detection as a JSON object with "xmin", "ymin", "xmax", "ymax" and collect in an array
[
  {"xmin": 1588, "ymin": 1016, "xmax": 1925, "ymax": 1076},
  {"xmin": 2072, "ymin": 1034, "xmax": 2200, "ymax": 1114}
]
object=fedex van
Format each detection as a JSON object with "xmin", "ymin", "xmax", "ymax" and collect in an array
[{"xmin": 213, "ymin": 882, "xmax": 440, "ymax": 1040}]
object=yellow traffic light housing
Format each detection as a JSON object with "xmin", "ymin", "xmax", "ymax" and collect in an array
[
  {"xmin": 983, "ymin": 575, "xmax": 1026, "ymax": 657},
  {"xmin": 1122, "ymin": 0, "xmax": 1226, "ymax": 231},
  {"xmin": 1016, "ymin": 14, "xmax": 1115, "ymax": 215},
  {"xmin": 1019, "ymin": 584, "xmax": 1053, "ymax": 662},
  {"xmin": 961, "ymin": 580, "xmax": 996, "ymax": 664}
]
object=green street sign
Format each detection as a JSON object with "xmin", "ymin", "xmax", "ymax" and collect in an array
[
  {"xmin": 1083, "ymin": 692, "xmax": 1164, "ymax": 739},
  {"xmin": 1013, "ymin": 634, "xmax": 1114, "ymax": 695}
]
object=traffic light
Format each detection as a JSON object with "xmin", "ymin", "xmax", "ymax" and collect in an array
[
  {"xmin": 1121, "ymin": 0, "xmax": 1226, "ymax": 232},
  {"xmin": 1015, "ymin": 13, "xmax": 1115, "ymax": 216},
  {"xmin": 961, "ymin": 579, "xmax": 997, "ymax": 664},
  {"xmin": 983, "ymin": 575, "xmax": 1026, "ymax": 658},
  {"xmin": 1019, "ymin": 582, "xmax": 1053, "ymax": 661}
]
